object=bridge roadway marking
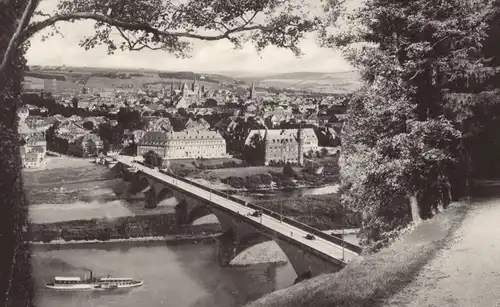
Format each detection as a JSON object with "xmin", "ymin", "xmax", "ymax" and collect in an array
[{"xmin": 117, "ymin": 156, "xmax": 360, "ymax": 263}]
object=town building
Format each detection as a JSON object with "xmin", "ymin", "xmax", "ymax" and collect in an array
[
  {"xmin": 245, "ymin": 128, "xmax": 318, "ymax": 165},
  {"xmin": 67, "ymin": 133, "xmax": 104, "ymax": 157},
  {"xmin": 20, "ymin": 147, "xmax": 45, "ymax": 168},
  {"xmin": 18, "ymin": 108, "xmax": 48, "ymax": 168},
  {"xmin": 137, "ymin": 130, "xmax": 227, "ymax": 160}
]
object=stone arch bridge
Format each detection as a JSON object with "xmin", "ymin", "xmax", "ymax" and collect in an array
[{"xmin": 116, "ymin": 157, "xmax": 362, "ymax": 282}]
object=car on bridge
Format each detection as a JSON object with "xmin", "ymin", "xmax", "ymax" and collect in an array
[
  {"xmin": 250, "ymin": 210, "xmax": 262, "ymax": 217},
  {"xmin": 305, "ymin": 234, "xmax": 316, "ymax": 240}
]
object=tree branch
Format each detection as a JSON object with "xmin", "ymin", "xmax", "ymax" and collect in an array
[
  {"xmin": 0, "ymin": 0, "xmax": 39, "ymax": 76},
  {"xmin": 430, "ymin": 35, "xmax": 452, "ymax": 49},
  {"xmin": 21, "ymin": 12, "xmax": 274, "ymax": 45}
]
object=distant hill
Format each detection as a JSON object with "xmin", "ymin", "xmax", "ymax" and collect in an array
[
  {"xmin": 26, "ymin": 66, "xmax": 361, "ymax": 93},
  {"xmin": 238, "ymin": 70, "xmax": 362, "ymax": 94},
  {"xmin": 238, "ymin": 70, "xmax": 360, "ymax": 82}
]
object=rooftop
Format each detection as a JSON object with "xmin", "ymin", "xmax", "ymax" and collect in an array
[
  {"xmin": 245, "ymin": 128, "xmax": 317, "ymax": 146},
  {"xmin": 139, "ymin": 130, "xmax": 224, "ymax": 144}
]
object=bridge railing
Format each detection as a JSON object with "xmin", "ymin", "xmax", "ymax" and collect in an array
[{"xmin": 132, "ymin": 160, "xmax": 362, "ymax": 254}]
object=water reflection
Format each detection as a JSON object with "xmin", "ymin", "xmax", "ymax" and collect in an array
[{"xmin": 33, "ymin": 242, "xmax": 297, "ymax": 307}]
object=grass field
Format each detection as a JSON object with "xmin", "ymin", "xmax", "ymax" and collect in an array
[
  {"xmin": 198, "ymin": 166, "xmax": 301, "ymax": 179},
  {"xmin": 23, "ymin": 161, "xmax": 112, "ymax": 186}
]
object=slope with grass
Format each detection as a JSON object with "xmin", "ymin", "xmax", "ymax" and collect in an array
[{"xmin": 244, "ymin": 200, "xmax": 469, "ymax": 307}]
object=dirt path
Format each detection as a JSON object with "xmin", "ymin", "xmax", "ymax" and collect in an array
[{"xmin": 384, "ymin": 198, "xmax": 500, "ymax": 307}]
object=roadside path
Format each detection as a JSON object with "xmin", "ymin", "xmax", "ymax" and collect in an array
[{"xmin": 384, "ymin": 198, "xmax": 500, "ymax": 307}]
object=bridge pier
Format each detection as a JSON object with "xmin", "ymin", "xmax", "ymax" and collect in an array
[
  {"xmin": 275, "ymin": 239, "xmax": 345, "ymax": 283},
  {"xmin": 144, "ymin": 188, "xmax": 158, "ymax": 209},
  {"xmin": 216, "ymin": 228, "xmax": 238, "ymax": 266},
  {"xmin": 174, "ymin": 200, "xmax": 190, "ymax": 225}
]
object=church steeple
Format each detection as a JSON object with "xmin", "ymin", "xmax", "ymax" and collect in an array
[
  {"xmin": 192, "ymin": 75, "xmax": 197, "ymax": 92},
  {"xmin": 249, "ymin": 81, "xmax": 255, "ymax": 100},
  {"xmin": 182, "ymin": 81, "xmax": 189, "ymax": 97}
]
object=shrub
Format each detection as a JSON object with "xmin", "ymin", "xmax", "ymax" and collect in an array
[
  {"xmin": 223, "ymin": 176, "xmax": 245, "ymax": 188},
  {"xmin": 245, "ymin": 175, "xmax": 263, "ymax": 189},
  {"xmin": 97, "ymin": 228, "xmax": 112, "ymax": 241},
  {"xmin": 39, "ymin": 231, "xmax": 58, "ymax": 243},
  {"xmin": 258, "ymin": 174, "xmax": 273, "ymax": 185},
  {"xmin": 117, "ymin": 223, "xmax": 128, "ymax": 236},
  {"xmin": 270, "ymin": 171, "xmax": 287, "ymax": 183},
  {"xmin": 283, "ymin": 163, "xmax": 296, "ymax": 177},
  {"xmin": 245, "ymin": 181, "xmax": 260, "ymax": 190}
]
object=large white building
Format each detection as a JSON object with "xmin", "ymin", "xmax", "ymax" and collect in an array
[
  {"xmin": 245, "ymin": 128, "xmax": 318, "ymax": 165},
  {"xmin": 137, "ymin": 130, "xmax": 227, "ymax": 160}
]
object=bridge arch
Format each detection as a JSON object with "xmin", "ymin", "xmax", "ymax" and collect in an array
[
  {"xmin": 187, "ymin": 204, "xmax": 215, "ymax": 225},
  {"xmin": 129, "ymin": 176, "xmax": 150, "ymax": 195},
  {"xmin": 157, "ymin": 187, "xmax": 174, "ymax": 203},
  {"xmin": 233, "ymin": 231, "xmax": 273, "ymax": 261}
]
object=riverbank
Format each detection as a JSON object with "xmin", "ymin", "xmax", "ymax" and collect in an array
[
  {"xmin": 250, "ymin": 194, "xmax": 361, "ymax": 230},
  {"xmin": 23, "ymin": 155, "xmax": 95, "ymax": 173},
  {"xmin": 29, "ymin": 213, "xmax": 221, "ymax": 243},
  {"xmin": 30, "ymin": 233, "xmax": 221, "ymax": 250},
  {"xmin": 244, "ymin": 200, "xmax": 469, "ymax": 307},
  {"xmin": 191, "ymin": 157, "xmax": 340, "ymax": 191}
]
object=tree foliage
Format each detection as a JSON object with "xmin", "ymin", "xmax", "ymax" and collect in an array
[
  {"xmin": 143, "ymin": 150, "xmax": 164, "ymax": 168},
  {"xmin": 244, "ymin": 132, "xmax": 265, "ymax": 164},
  {"xmin": 0, "ymin": 3, "xmax": 34, "ymax": 307},
  {"xmin": 0, "ymin": 0, "xmax": 342, "ymax": 75},
  {"xmin": 282, "ymin": 163, "xmax": 296, "ymax": 177},
  {"xmin": 323, "ymin": 0, "xmax": 500, "ymax": 248},
  {"xmin": 117, "ymin": 108, "xmax": 143, "ymax": 131},
  {"xmin": 98, "ymin": 122, "xmax": 124, "ymax": 152},
  {"xmin": 85, "ymin": 138, "xmax": 98, "ymax": 157}
]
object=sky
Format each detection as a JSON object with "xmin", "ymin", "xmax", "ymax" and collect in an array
[{"xmin": 26, "ymin": 0, "xmax": 361, "ymax": 74}]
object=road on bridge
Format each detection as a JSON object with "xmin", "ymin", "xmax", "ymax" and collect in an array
[
  {"xmin": 384, "ymin": 198, "xmax": 500, "ymax": 307},
  {"xmin": 117, "ymin": 156, "xmax": 360, "ymax": 263}
]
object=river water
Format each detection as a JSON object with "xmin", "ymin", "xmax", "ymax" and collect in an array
[
  {"xmin": 33, "ymin": 243, "xmax": 296, "ymax": 307},
  {"xmin": 26, "ymin": 164, "xmax": 300, "ymax": 307}
]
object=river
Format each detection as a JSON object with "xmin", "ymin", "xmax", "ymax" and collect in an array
[
  {"xmin": 25, "ymin": 164, "xmax": 302, "ymax": 307},
  {"xmin": 33, "ymin": 243, "xmax": 297, "ymax": 307}
]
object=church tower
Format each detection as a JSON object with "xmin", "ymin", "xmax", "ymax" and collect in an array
[
  {"xmin": 192, "ymin": 75, "xmax": 200, "ymax": 99},
  {"xmin": 182, "ymin": 82, "xmax": 190, "ymax": 97},
  {"xmin": 249, "ymin": 81, "xmax": 255, "ymax": 100},
  {"xmin": 191, "ymin": 75, "xmax": 197, "ymax": 92},
  {"xmin": 297, "ymin": 125, "xmax": 304, "ymax": 166}
]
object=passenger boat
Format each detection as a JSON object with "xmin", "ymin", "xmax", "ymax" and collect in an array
[{"xmin": 45, "ymin": 270, "xmax": 143, "ymax": 291}]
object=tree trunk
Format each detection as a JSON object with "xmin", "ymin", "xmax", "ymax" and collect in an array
[
  {"xmin": 0, "ymin": 2, "xmax": 34, "ymax": 307},
  {"xmin": 409, "ymin": 193, "xmax": 422, "ymax": 225},
  {"xmin": 443, "ymin": 177, "xmax": 452, "ymax": 209}
]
